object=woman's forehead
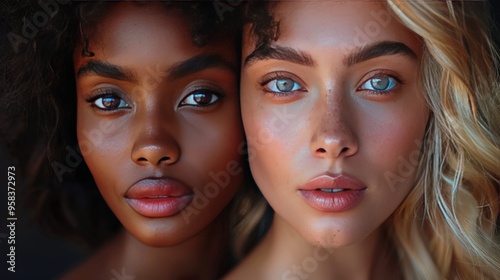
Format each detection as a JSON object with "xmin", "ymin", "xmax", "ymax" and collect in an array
[
  {"xmin": 277, "ymin": 2, "xmax": 410, "ymax": 43},
  {"xmin": 243, "ymin": 1, "xmax": 422, "ymax": 62}
]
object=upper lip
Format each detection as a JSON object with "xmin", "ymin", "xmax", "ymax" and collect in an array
[
  {"xmin": 299, "ymin": 173, "xmax": 366, "ymax": 191},
  {"xmin": 125, "ymin": 177, "xmax": 193, "ymax": 199}
]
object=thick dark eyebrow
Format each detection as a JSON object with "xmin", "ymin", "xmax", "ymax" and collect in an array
[
  {"xmin": 77, "ymin": 54, "xmax": 234, "ymax": 83},
  {"xmin": 244, "ymin": 45, "xmax": 315, "ymax": 67},
  {"xmin": 344, "ymin": 41, "xmax": 417, "ymax": 67},
  {"xmin": 76, "ymin": 60, "xmax": 136, "ymax": 82},
  {"xmin": 169, "ymin": 54, "xmax": 236, "ymax": 79}
]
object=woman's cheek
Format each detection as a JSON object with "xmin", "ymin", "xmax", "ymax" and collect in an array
[{"xmin": 369, "ymin": 113, "xmax": 427, "ymax": 191}]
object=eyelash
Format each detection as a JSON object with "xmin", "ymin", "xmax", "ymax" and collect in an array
[
  {"xmin": 84, "ymin": 86, "xmax": 224, "ymax": 114},
  {"xmin": 356, "ymin": 71, "xmax": 403, "ymax": 96},
  {"xmin": 258, "ymin": 70, "xmax": 403, "ymax": 99},
  {"xmin": 84, "ymin": 88, "xmax": 130, "ymax": 112},
  {"xmin": 179, "ymin": 88, "xmax": 223, "ymax": 108},
  {"xmin": 259, "ymin": 71, "xmax": 306, "ymax": 97}
]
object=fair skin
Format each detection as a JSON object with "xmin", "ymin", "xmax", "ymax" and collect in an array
[
  {"xmin": 226, "ymin": 1, "xmax": 429, "ymax": 280},
  {"xmin": 64, "ymin": 3, "xmax": 243, "ymax": 280}
]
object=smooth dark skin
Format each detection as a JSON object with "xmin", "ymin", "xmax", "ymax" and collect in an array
[{"xmin": 64, "ymin": 3, "xmax": 243, "ymax": 280}]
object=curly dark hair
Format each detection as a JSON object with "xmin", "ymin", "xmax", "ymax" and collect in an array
[
  {"xmin": 0, "ymin": 0, "xmax": 241, "ymax": 250},
  {"xmin": 242, "ymin": 0, "xmax": 278, "ymax": 49}
]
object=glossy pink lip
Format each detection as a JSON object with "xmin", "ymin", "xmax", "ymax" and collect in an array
[
  {"xmin": 125, "ymin": 178, "xmax": 193, "ymax": 218},
  {"xmin": 299, "ymin": 174, "xmax": 366, "ymax": 212}
]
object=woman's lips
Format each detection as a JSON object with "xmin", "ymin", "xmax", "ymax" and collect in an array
[
  {"xmin": 299, "ymin": 174, "xmax": 367, "ymax": 212},
  {"xmin": 125, "ymin": 178, "xmax": 194, "ymax": 218}
]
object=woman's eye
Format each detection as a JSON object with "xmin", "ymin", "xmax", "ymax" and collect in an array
[
  {"xmin": 93, "ymin": 96, "xmax": 129, "ymax": 110},
  {"xmin": 264, "ymin": 78, "xmax": 302, "ymax": 93},
  {"xmin": 359, "ymin": 76, "xmax": 398, "ymax": 92},
  {"xmin": 180, "ymin": 90, "xmax": 220, "ymax": 107}
]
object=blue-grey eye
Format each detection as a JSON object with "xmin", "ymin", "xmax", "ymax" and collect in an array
[
  {"xmin": 360, "ymin": 77, "xmax": 397, "ymax": 92},
  {"xmin": 265, "ymin": 78, "xmax": 302, "ymax": 93}
]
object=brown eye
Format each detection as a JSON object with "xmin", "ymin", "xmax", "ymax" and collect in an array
[
  {"xmin": 180, "ymin": 90, "xmax": 221, "ymax": 107},
  {"xmin": 94, "ymin": 96, "xmax": 129, "ymax": 110},
  {"xmin": 85, "ymin": 87, "xmax": 130, "ymax": 111}
]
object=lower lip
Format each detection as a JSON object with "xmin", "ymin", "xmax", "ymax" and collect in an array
[
  {"xmin": 126, "ymin": 195, "xmax": 193, "ymax": 218},
  {"xmin": 299, "ymin": 189, "xmax": 365, "ymax": 212}
]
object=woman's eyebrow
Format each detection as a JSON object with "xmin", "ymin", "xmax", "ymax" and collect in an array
[
  {"xmin": 344, "ymin": 41, "xmax": 417, "ymax": 66},
  {"xmin": 76, "ymin": 54, "xmax": 235, "ymax": 82},
  {"xmin": 243, "ymin": 41, "xmax": 417, "ymax": 68},
  {"xmin": 168, "ymin": 53, "xmax": 236, "ymax": 79},
  {"xmin": 76, "ymin": 60, "xmax": 137, "ymax": 82},
  {"xmin": 244, "ymin": 45, "xmax": 316, "ymax": 68}
]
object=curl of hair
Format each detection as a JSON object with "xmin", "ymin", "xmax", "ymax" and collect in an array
[
  {"xmin": 386, "ymin": 0, "xmax": 500, "ymax": 278},
  {"xmin": 230, "ymin": 180, "xmax": 273, "ymax": 259},
  {"xmin": 228, "ymin": 0, "xmax": 279, "ymax": 261},
  {"xmin": 242, "ymin": 0, "xmax": 279, "ymax": 49},
  {"xmin": 239, "ymin": 0, "xmax": 500, "ymax": 277},
  {"xmin": 0, "ymin": 0, "xmax": 241, "ymax": 250}
]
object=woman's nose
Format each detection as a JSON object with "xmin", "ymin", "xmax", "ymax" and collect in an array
[
  {"xmin": 309, "ymin": 93, "xmax": 358, "ymax": 159},
  {"xmin": 130, "ymin": 112, "xmax": 180, "ymax": 167}
]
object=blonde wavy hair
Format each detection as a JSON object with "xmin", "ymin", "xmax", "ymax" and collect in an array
[
  {"xmin": 236, "ymin": 0, "xmax": 500, "ymax": 278},
  {"xmin": 387, "ymin": 0, "xmax": 500, "ymax": 278}
]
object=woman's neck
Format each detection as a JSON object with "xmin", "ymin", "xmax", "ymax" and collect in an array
[
  {"xmin": 63, "ymin": 216, "xmax": 228, "ymax": 280},
  {"xmin": 117, "ymin": 217, "xmax": 228, "ymax": 280},
  {"xmin": 226, "ymin": 215, "xmax": 401, "ymax": 280}
]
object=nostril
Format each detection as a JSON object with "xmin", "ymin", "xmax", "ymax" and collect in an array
[
  {"xmin": 340, "ymin": 147, "xmax": 349, "ymax": 154},
  {"xmin": 316, "ymin": 148, "xmax": 327, "ymax": 154},
  {"xmin": 159, "ymin": 156, "xmax": 170, "ymax": 163},
  {"xmin": 137, "ymin": 157, "xmax": 148, "ymax": 162}
]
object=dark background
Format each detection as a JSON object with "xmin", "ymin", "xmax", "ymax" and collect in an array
[
  {"xmin": 0, "ymin": 1, "xmax": 499, "ymax": 280},
  {"xmin": 0, "ymin": 143, "xmax": 86, "ymax": 280}
]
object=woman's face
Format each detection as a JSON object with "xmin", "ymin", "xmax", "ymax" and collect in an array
[
  {"xmin": 241, "ymin": 1, "xmax": 429, "ymax": 246},
  {"xmin": 74, "ymin": 3, "xmax": 243, "ymax": 246}
]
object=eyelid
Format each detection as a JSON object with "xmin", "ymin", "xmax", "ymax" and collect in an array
[
  {"xmin": 356, "ymin": 70, "xmax": 403, "ymax": 94},
  {"xmin": 179, "ymin": 91, "xmax": 221, "ymax": 108},
  {"xmin": 357, "ymin": 70, "xmax": 403, "ymax": 86},
  {"xmin": 83, "ymin": 85, "xmax": 128, "ymax": 102},
  {"xmin": 255, "ymin": 71, "xmax": 307, "ymax": 104},
  {"xmin": 178, "ymin": 81, "xmax": 225, "ymax": 108},
  {"xmin": 181, "ymin": 81, "xmax": 225, "ymax": 98},
  {"xmin": 258, "ymin": 71, "xmax": 306, "ymax": 89},
  {"xmin": 83, "ymin": 86, "xmax": 132, "ymax": 111}
]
